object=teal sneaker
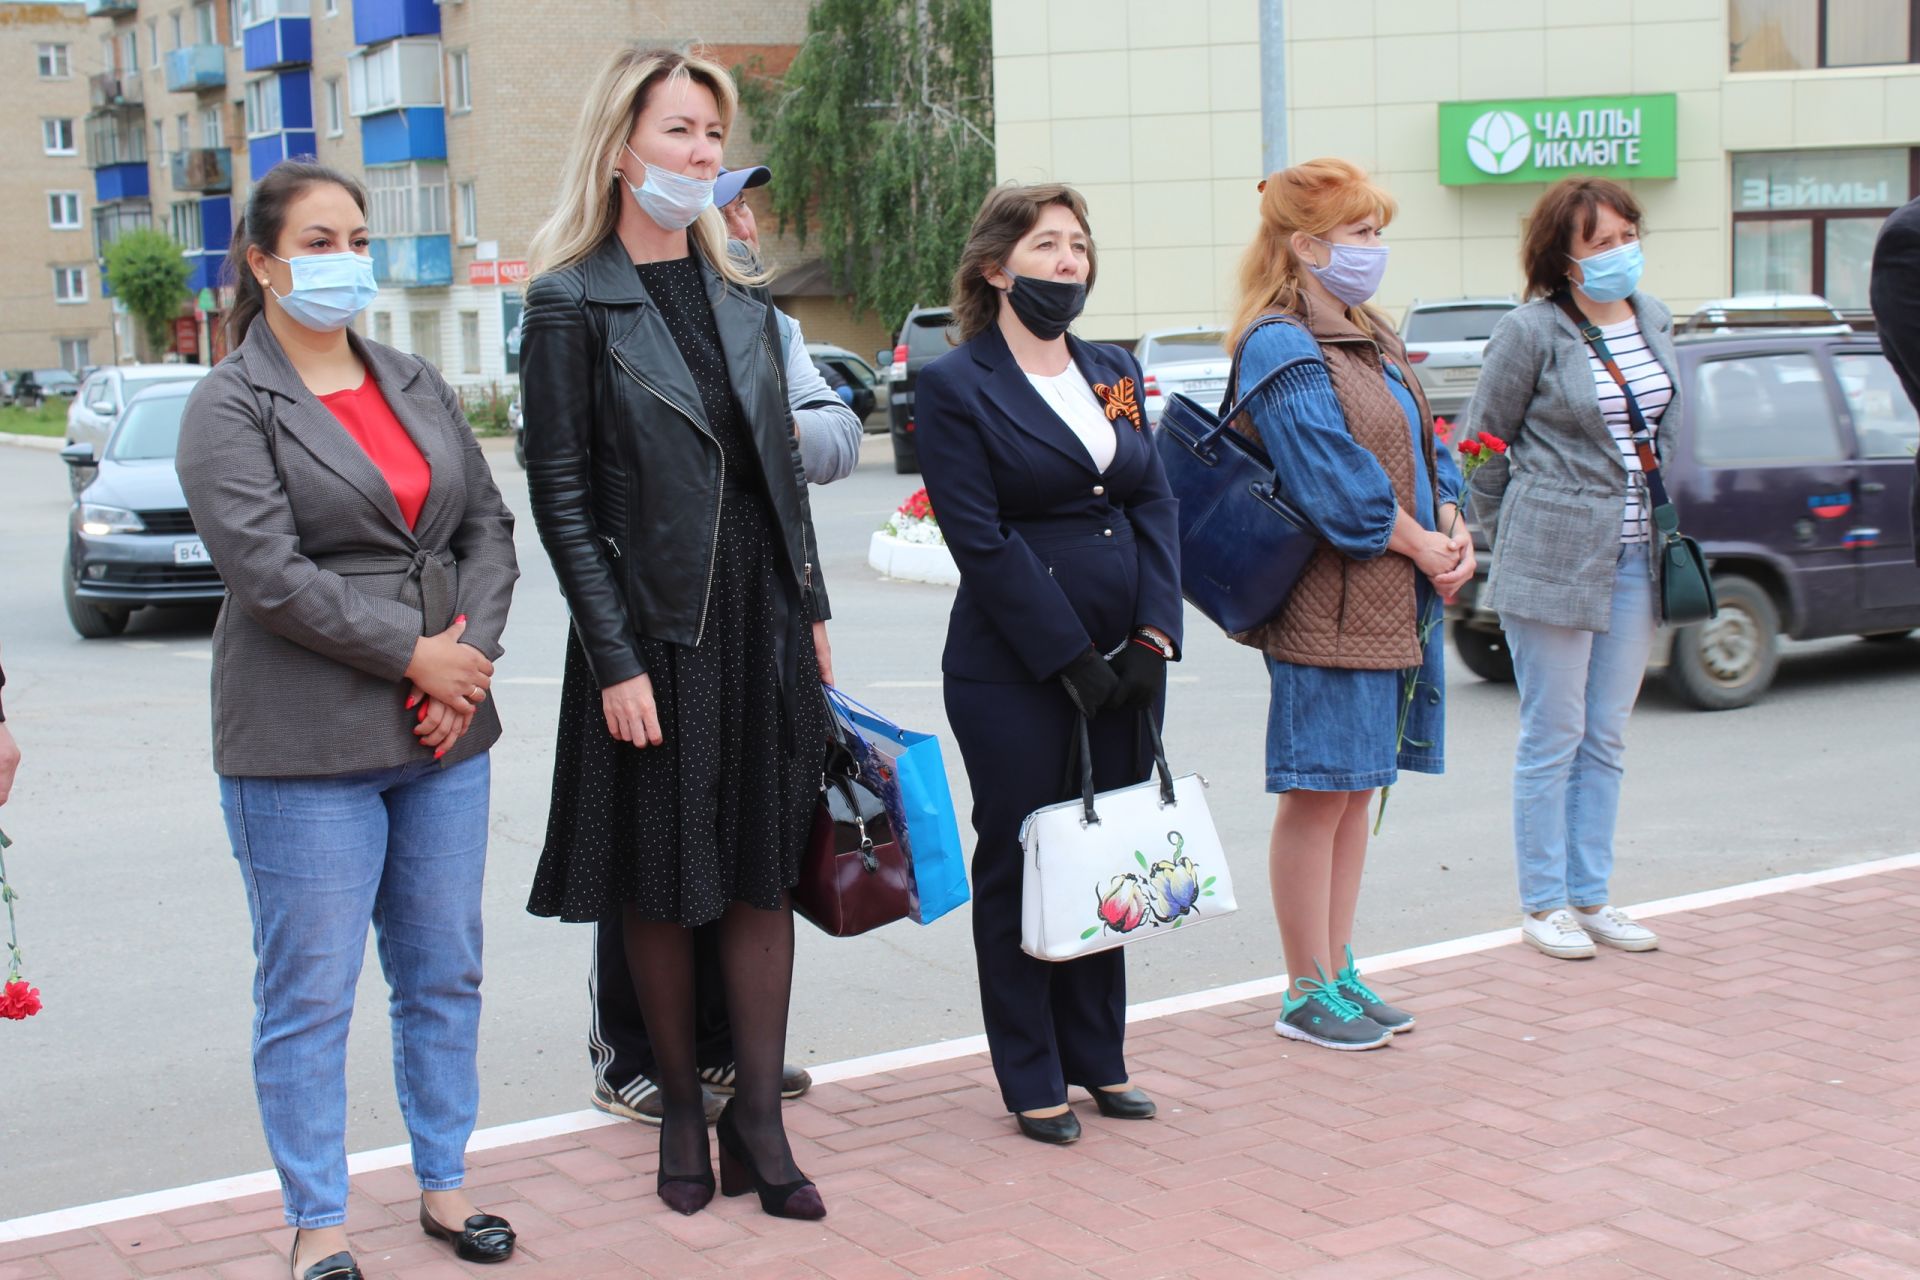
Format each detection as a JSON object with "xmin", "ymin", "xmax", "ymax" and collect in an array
[
  {"xmin": 1275, "ymin": 963, "xmax": 1391, "ymax": 1051},
  {"xmin": 1335, "ymin": 945, "xmax": 1414, "ymax": 1033}
]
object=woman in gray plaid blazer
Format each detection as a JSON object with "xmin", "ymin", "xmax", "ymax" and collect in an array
[
  {"xmin": 176, "ymin": 162, "xmax": 519, "ymax": 1280},
  {"xmin": 1462, "ymin": 179, "xmax": 1675, "ymax": 964}
]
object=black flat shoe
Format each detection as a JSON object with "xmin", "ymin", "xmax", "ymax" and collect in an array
[
  {"xmin": 1091, "ymin": 1087, "xmax": 1157, "ymax": 1120},
  {"xmin": 291, "ymin": 1235, "xmax": 361, "ymax": 1280},
  {"xmin": 419, "ymin": 1199, "xmax": 516, "ymax": 1263},
  {"xmin": 1015, "ymin": 1109, "xmax": 1083, "ymax": 1145},
  {"xmin": 715, "ymin": 1101, "xmax": 825, "ymax": 1220}
]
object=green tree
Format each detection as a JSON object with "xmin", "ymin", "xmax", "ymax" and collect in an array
[
  {"xmin": 737, "ymin": 0, "xmax": 993, "ymax": 326},
  {"xmin": 102, "ymin": 229, "xmax": 193, "ymax": 356}
]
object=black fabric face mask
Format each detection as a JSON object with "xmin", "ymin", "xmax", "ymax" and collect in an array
[{"xmin": 1002, "ymin": 274, "xmax": 1087, "ymax": 340}]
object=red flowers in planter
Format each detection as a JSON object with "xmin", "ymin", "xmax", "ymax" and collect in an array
[{"xmin": 896, "ymin": 488, "xmax": 934, "ymax": 522}]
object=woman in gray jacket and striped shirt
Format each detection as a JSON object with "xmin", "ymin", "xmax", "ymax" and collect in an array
[{"xmin": 1463, "ymin": 178, "xmax": 1674, "ymax": 962}]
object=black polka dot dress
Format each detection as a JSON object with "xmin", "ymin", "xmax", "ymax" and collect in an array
[{"xmin": 526, "ymin": 256, "xmax": 827, "ymax": 927}]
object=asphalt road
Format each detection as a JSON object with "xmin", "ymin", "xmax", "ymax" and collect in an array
[{"xmin": 2, "ymin": 433, "xmax": 1916, "ymax": 1218}]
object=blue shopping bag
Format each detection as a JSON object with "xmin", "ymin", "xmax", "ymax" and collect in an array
[{"xmin": 825, "ymin": 687, "xmax": 970, "ymax": 925}]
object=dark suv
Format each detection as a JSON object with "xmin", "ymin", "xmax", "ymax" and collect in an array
[
  {"xmin": 1450, "ymin": 329, "xmax": 1920, "ymax": 709},
  {"xmin": 882, "ymin": 306, "xmax": 958, "ymax": 474}
]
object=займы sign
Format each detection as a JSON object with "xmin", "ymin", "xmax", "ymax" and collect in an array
[{"xmin": 1438, "ymin": 94, "xmax": 1678, "ymax": 186}]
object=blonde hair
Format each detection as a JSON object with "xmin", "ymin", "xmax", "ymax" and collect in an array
[
  {"xmin": 1228, "ymin": 158, "xmax": 1397, "ymax": 345},
  {"xmin": 527, "ymin": 46, "xmax": 766, "ymax": 288}
]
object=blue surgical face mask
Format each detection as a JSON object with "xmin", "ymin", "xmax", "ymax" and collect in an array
[
  {"xmin": 1571, "ymin": 240, "xmax": 1643, "ymax": 303},
  {"xmin": 269, "ymin": 250, "xmax": 378, "ymax": 331},
  {"xmin": 1303, "ymin": 236, "xmax": 1390, "ymax": 307},
  {"xmin": 624, "ymin": 143, "xmax": 715, "ymax": 230}
]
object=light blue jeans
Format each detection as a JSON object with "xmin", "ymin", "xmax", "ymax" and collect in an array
[
  {"xmin": 1505, "ymin": 545, "xmax": 1657, "ymax": 914},
  {"xmin": 219, "ymin": 753, "xmax": 491, "ymax": 1228}
]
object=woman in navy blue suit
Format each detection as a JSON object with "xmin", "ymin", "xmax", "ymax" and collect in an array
[{"xmin": 915, "ymin": 184, "xmax": 1183, "ymax": 1146}]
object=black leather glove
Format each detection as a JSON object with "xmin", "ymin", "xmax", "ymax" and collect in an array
[
  {"xmin": 1107, "ymin": 640, "xmax": 1167, "ymax": 714},
  {"xmin": 1056, "ymin": 647, "xmax": 1119, "ymax": 719}
]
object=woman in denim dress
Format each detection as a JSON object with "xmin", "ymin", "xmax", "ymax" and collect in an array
[{"xmin": 1227, "ymin": 160, "xmax": 1470, "ymax": 1051}]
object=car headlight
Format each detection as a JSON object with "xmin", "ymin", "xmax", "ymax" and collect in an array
[{"xmin": 78, "ymin": 503, "xmax": 144, "ymax": 536}]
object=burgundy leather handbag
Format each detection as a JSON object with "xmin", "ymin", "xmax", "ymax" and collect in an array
[{"xmin": 793, "ymin": 701, "xmax": 915, "ymax": 937}]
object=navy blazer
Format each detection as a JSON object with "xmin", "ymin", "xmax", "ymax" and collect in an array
[{"xmin": 914, "ymin": 323, "xmax": 1183, "ymax": 684}]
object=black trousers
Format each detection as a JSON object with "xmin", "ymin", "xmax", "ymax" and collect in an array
[
  {"xmin": 589, "ymin": 915, "xmax": 734, "ymax": 1097},
  {"xmin": 945, "ymin": 674, "xmax": 1154, "ymax": 1114}
]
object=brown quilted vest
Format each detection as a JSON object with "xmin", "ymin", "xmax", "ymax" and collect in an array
[{"xmin": 1226, "ymin": 296, "xmax": 1441, "ymax": 670}]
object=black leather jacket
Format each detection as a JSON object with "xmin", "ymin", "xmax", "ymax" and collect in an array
[{"xmin": 521, "ymin": 234, "xmax": 828, "ymax": 690}]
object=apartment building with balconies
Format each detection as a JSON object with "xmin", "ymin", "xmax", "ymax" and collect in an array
[{"xmin": 1, "ymin": 1, "xmax": 114, "ymax": 372}]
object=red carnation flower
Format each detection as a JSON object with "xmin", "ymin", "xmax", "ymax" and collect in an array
[
  {"xmin": 1458, "ymin": 439, "xmax": 1482, "ymax": 457},
  {"xmin": 1479, "ymin": 433, "xmax": 1508, "ymax": 454},
  {"xmin": 1, "ymin": 978, "xmax": 40, "ymax": 1020}
]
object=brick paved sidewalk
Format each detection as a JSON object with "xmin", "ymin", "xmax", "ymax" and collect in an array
[{"xmin": 6, "ymin": 868, "xmax": 1918, "ymax": 1280}]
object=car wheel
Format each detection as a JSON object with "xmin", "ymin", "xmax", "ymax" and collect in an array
[
  {"xmin": 1450, "ymin": 621, "xmax": 1514, "ymax": 683},
  {"xmin": 1665, "ymin": 576, "xmax": 1779, "ymax": 710},
  {"xmin": 63, "ymin": 549, "xmax": 129, "ymax": 639}
]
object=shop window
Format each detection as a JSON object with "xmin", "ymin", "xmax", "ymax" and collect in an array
[
  {"xmin": 1694, "ymin": 354, "xmax": 1845, "ymax": 464},
  {"xmin": 1731, "ymin": 0, "xmax": 1919, "ymax": 70},
  {"xmin": 1834, "ymin": 353, "xmax": 1920, "ymax": 459},
  {"xmin": 460, "ymin": 310, "xmax": 481, "ymax": 374},
  {"xmin": 1731, "ymin": 149, "xmax": 1914, "ymax": 310}
]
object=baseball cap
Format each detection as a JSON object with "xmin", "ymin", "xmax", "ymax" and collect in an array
[{"xmin": 714, "ymin": 165, "xmax": 771, "ymax": 208}]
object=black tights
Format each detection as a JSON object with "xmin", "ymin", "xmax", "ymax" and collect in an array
[{"xmin": 621, "ymin": 897, "xmax": 802, "ymax": 1183}]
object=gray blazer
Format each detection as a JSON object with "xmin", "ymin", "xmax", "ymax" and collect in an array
[
  {"xmin": 1462, "ymin": 293, "xmax": 1679, "ymax": 632},
  {"xmin": 177, "ymin": 319, "xmax": 519, "ymax": 777}
]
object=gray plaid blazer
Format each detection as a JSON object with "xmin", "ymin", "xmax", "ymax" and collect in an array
[
  {"xmin": 1461, "ymin": 293, "xmax": 1679, "ymax": 632},
  {"xmin": 176, "ymin": 319, "xmax": 519, "ymax": 777}
]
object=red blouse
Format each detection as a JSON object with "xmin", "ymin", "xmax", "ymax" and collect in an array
[{"xmin": 320, "ymin": 378, "xmax": 431, "ymax": 530}]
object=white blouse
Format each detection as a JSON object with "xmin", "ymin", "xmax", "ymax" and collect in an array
[{"xmin": 1025, "ymin": 364, "xmax": 1117, "ymax": 473}]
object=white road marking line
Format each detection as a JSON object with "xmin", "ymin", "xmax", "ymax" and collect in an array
[{"xmin": 5, "ymin": 848, "xmax": 1915, "ymax": 1244}]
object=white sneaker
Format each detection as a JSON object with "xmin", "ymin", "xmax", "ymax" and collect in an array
[
  {"xmin": 1574, "ymin": 905, "xmax": 1659, "ymax": 952},
  {"xmin": 1521, "ymin": 908, "xmax": 1596, "ymax": 959}
]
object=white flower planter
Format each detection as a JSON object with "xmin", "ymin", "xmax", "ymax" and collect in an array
[{"xmin": 868, "ymin": 531, "xmax": 960, "ymax": 586}]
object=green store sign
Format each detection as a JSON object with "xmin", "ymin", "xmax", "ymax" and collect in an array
[{"xmin": 1438, "ymin": 93, "xmax": 1678, "ymax": 186}]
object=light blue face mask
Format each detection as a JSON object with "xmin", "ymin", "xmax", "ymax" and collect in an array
[
  {"xmin": 269, "ymin": 250, "xmax": 379, "ymax": 332},
  {"xmin": 1571, "ymin": 240, "xmax": 1643, "ymax": 304},
  {"xmin": 624, "ymin": 143, "xmax": 715, "ymax": 231}
]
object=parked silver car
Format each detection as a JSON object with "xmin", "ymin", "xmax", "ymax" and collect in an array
[
  {"xmin": 1137, "ymin": 327, "xmax": 1229, "ymax": 426},
  {"xmin": 1400, "ymin": 298, "xmax": 1518, "ymax": 423},
  {"xmin": 68, "ymin": 363, "xmax": 212, "ymax": 454}
]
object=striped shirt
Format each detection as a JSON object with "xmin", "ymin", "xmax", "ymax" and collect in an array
[{"xmin": 1588, "ymin": 317, "xmax": 1672, "ymax": 542}]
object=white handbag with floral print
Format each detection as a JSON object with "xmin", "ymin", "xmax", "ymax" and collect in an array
[{"xmin": 1019, "ymin": 714, "xmax": 1238, "ymax": 961}]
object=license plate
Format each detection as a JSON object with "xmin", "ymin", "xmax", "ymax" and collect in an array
[
  {"xmin": 1182, "ymin": 378, "xmax": 1227, "ymax": 394},
  {"xmin": 174, "ymin": 539, "xmax": 209, "ymax": 565},
  {"xmin": 1442, "ymin": 367, "xmax": 1480, "ymax": 383}
]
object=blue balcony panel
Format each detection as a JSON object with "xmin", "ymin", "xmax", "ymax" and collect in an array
[
  {"xmin": 244, "ymin": 17, "xmax": 311, "ymax": 72},
  {"xmin": 361, "ymin": 108, "xmax": 445, "ymax": 165},
  {"xmin": 185, "ymin": 250, "xmax": 226, "ymax": 293},
  {"xmin": 248, "ymin": 130, "xmax": 318, "ymax": 176},
  {"xmin": 370, "ymin": 234, "xmax": 452, "ymax": 288},
  {"xmin": 200, "ymin": 197, "xmax": 234, "ymax": 255},
  {"xmin": 164, "ymin": 45, "xmax": 227, "ymax": 92},
  {"xmin": 94, "ymin": 162, "xmax": 150, "ymax": 203},
  {"xmin": 353, "ymin": 0, "xmax": 440, "ymax": 46}
]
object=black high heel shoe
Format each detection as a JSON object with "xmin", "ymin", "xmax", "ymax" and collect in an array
[
  {"xmin": 715, "ymin": 1101, "xmax": 825, "ymax": 1220},
  {"xmin": 654, "ymin": 1110, "xmax": 716, "ymax": 1215},
  {"xmin": 1091, "ymin": 1086, "xmax": 1157, "ymax": 1120},
  {"xmin": 290, "ymin": 1230, "xmax": 362, "ymax": 1280},
  {"xmin": 419, "ymin": 1199, "xmax": 516, "ymax": 1263}
]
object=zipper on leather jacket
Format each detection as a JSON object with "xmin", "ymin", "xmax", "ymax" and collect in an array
[
  {"xmin": 610, "ymin": 347, "xmax": 724, "ymax": 645},
  {"xmin": 600, "ymin": 533, "xmax": 622, "ymax": 559}
]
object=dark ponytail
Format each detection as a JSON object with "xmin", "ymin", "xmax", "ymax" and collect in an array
[{"xmin": 223, "ymin": 157, "xmax": 371, "ymax": 348}]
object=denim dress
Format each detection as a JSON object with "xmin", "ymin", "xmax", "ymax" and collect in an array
[{"xmin": 1241, "ymin": 321, "xmax": 1463, "ymax": 793}]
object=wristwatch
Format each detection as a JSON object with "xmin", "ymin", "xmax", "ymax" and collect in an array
[{"xmin": 1130, "ymin": 628, "xmax": 1175, "ymax": 660}]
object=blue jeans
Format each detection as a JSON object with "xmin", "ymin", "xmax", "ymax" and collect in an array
[
  {"xmin": 219, "ymin": 753, "xmax": 491, "ymax": 1228},
  {"xmin": 1505, "ymin": 545, "xmax": 1656, "ymax": 914}
]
